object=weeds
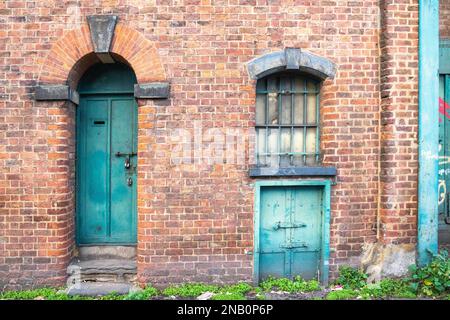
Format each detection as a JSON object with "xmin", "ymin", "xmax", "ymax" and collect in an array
[{"xmin": 259, "ymin": 276, "xmax": 320, "ymax": 293}]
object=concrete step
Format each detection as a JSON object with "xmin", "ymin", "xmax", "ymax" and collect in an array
[
  {"xmin": 66, "ymin": 282, "xmax": 140, "ymax": 296},
  {"xmin": 68, "ymin": 258, "xmax": 137, "ymax": 274},
  {"xmin": 77, "ymin": 246, "xmax": 136, "ymax": 260},
  {"xmin": 67, "ymin": 258, "xmax": 137, "ymax": 285}
]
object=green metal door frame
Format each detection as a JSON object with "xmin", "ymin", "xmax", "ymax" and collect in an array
[
  {"xmin": 253, "ymin": 180, "xmax": 331, "ymax": 285},
  {"xmin": 418, "ymin": 0, "xmax": 439, "ymax": 266}
]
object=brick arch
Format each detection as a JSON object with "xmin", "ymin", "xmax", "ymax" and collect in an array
[{"xmin": 38, "ymin": 23, "xmax": 166, "ymax": 87}]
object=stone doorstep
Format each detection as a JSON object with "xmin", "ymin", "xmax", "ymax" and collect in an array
[
  {"xmin": 66, "ymin": 258, "xmax": 139, "ymax": 296},
  {"xmin": 66, "ymin": 282, "xmax": 141, "ymax": 296},
  {"xmin": 67, "ymin": 258, "xmax": 137, "ymax": 275},
  {"xmin": 77, "ymin": 245, "xmax": 136, "ymax": 260}
]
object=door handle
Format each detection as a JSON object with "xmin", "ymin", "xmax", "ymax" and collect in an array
[
  {"xmin": 127, "ymin": 177, "xmax": 133, "ymax": 186},
  {"xmin": 115, "ymin": 152, "xmax": 137, "ymax": 157},
  {"xmin": 115, "ymin": 152, "xmax": 136, "ymax": 169}
]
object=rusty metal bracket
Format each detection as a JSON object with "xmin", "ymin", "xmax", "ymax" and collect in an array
[
  {"xmin": 273, "ymin": 221, "xmax": 306, "ymax": 230},
  {"xmin": 280, "ymin": 242, "xmax": 308, "ymax": 249}
]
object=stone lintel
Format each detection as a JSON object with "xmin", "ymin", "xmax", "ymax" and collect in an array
[
  {"xmin": 35, "ymin": 85, "xmax": 79, "ymax": 105},
  {"xmin": 247, "ymin": 48, "xmax": 337, "ymax": 80},
  {"xmin": 134, "ymin": 82, "xmax": 170, "ymax": 99}
]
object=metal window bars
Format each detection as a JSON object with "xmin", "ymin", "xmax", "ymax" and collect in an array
[{"xmin": 256, "ymin": 74, "xmax": 320, "ymax": 167}]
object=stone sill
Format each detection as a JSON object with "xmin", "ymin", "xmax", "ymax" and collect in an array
[{"xmin": 249, "ymin": 166, "xmax": 337, "ymax": 177}]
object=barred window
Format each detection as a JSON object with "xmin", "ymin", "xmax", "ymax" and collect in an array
[{"xmin": 256, "ymin": 73, "xmax": 320, "ymax": 167}]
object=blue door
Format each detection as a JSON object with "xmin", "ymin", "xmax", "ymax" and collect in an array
[
  {"xmin": 76, "ymin": 63, "xmax": 137, "ymax": 245},
  {"xmin": 258, "ymin": 186, "xmax": 322, "ymax": 281}
]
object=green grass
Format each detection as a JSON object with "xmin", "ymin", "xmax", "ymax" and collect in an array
[
  {"xmin": 161, "ymin": 282, "xmax": 253, "ymax": 300},
  {"xmin": 326, "ymin": 289, "xmax": 359, "ymax": 300},
  {"xmin": 162, "ymin": 283, "xmax": 220, "ymax": 298},
  {"xmin": 0, "ymin": 288, "xmax": 93, "ymax": 300},
  {"xmin": 211, "ymin": 292, "xmax": 247, "ymax": 300},
  {"xmin": 1, "ymin": 256, "xmax": 448, "ymax": 301},
  {"xmin": 124, "ymin": 285, "xmax": 158, "ymax": 300},
  {"xmin": 259, "ymin": 276, "xmax": 321, "ymax": 293}
]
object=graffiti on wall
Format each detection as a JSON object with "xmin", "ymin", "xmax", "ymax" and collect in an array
[
  {"xmin": 439, "ymin": 98, "xmax": 450, "ymax": 206},
  {"xmin": 439, "ymin": 98, "xmax": 450, "ymax": 122}
]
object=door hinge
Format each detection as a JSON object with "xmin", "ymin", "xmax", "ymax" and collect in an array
[
  {"xmin": 280, "ymin": 242, "xmax": 308, "ymax": 249},
  {"xmin": 273, "ymin": 221, "xmax": 306, "ymax": 230}
]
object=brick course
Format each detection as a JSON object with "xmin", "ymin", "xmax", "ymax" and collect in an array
[{"xmin": 0, "ymin": 0, "xmax": 432, "ymax": 289}]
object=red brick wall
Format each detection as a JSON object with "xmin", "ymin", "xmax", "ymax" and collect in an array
[
  {"xmin": 379, "ymin": 0, "xmax": 419, "ymax": 245},
  {"xmin": 0, "ymin": 0, "xmax": 420, "ymax": 289},
  {"xmin": 440, "ymin": 0, "xmax": 450, "ymax": 39}
]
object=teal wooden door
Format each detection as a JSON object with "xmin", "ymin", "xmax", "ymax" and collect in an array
[
  {"xmin": 439, "ymin": 75, "xmax": 450, "ymax": 244},
  {"xmin": 259, "ymin": 186, "xmax": 322, "ymax": 281},
  {"xmin": 77, "ymin": 96, "xmax": 137, "ymax": 244},
  {"xmin": 76, "ymin": 63, "xmax": 137, "ymax": 245}
]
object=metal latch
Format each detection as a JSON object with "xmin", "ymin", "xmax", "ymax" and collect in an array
[
  {"xmin": 280, "ymin": 242, "xmax": 308, "ymax": 249},
  {"xmin": 273, "ymin": 221, "xmax": 306, "ymax": 230},
  {"xmin": 115, "ymin": 152, "xmax": 137, "ymax": 157}
]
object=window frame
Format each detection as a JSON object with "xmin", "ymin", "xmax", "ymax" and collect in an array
[{"xmin": 255, "ymin": 72, "xmax": 321, "ymax": 168}]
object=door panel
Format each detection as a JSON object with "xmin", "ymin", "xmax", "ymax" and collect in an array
[
  {"xmin": 78, "ymin": 99, "xmax": 109, "ymax": 242},
  {"xmin": 77, "ymin": 95, "xmax": 137, "ymax": 245},
  {"xmin": 259, "ymin": 186, "xmax": 322, "ymax": 281},
  {"xmin": 110, "ymin": 99, "xmax": 136, "ymax": 242},
  {"xmin": 291, "ymin": 187, "xmax": 322, "ymax": 279},
  {"xmin": 259, "ymin": 187, "xmax": 289, "ymax": 280}
]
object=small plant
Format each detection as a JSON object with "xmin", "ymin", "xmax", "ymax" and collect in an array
[
  {"xmin": 259, "ymin": 276, "xmax": 320, "ymax": 293},
  {"xmin": 325, "ymin": 289, "xmax": 359, "ymax": 300},
  {"xmin": 335, "ymin": 266, "xmax": 368, "ymax": 290},
  {"xmin": 358, "ymin": 279, "xmax": 416, "ymax": 299},
  {"xmin": 211, "ymin": 292, "xmax": 247, "ymax": 300},
  {"xmin": 125, "ymin": 285, "xmax": 158, "ymax": 300},
  {"xmin": 379, "ymin": 278, "xmax": 416, "ymax": 298},
  {"xmin": 99, "ymin": 292, "xmax": 126, "ymax": 300},
  {"xmin": 209, "ymin": 282, "xmax": 253, "ymax": 300},
  {"xmin": 162, "ymin": 283, "xmax": 220, "ymax": 298},
  {"xmin": 0, "ymin": 287, "xmax": 97, "ymax": 300},
  {"xmin": 220, "ymin": 283, "xmax": 253, "ymax": 296},
  {"xmin": 407, "ymin": 250, "xmax": 450, "ymax": 297}
]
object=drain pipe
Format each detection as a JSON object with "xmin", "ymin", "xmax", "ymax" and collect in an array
[{"xmin": 417, "ymin": 0, "xmax": 439, "ymax": 267}]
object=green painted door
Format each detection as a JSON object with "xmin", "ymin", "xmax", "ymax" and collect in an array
[
  {"xmin": 438, "ymin": 75, "xmax": 450, "ymax": 245},
  {"xmin": 259, "ymin": 186, "xmax": 322, "ymax": 281},
  {"xmin": 77, "ymin": 96, "xmax": 137, "ymax": 244},
  {"xmin": 76, "ymin": 63, "xmax": 138, "ymax": 245}
]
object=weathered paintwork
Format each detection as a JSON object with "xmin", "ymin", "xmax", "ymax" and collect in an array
[
  {"xmin": 254, "ymin": 180, "xmax": 331, "ymax": 285},
  {"xmin": 258, "ymin": 186, "xmax": 322, "ymax": 280},
  {"xmin": 418, "ymin": 0, "xmax": 439, "ymax": 266},
  {"xmin": 76, "ymin": 63, "xmax": 137, "ymax": 245},
  {"xmin": 438, "ymin": 74, "xmax": 450, "ymax": 244}
]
